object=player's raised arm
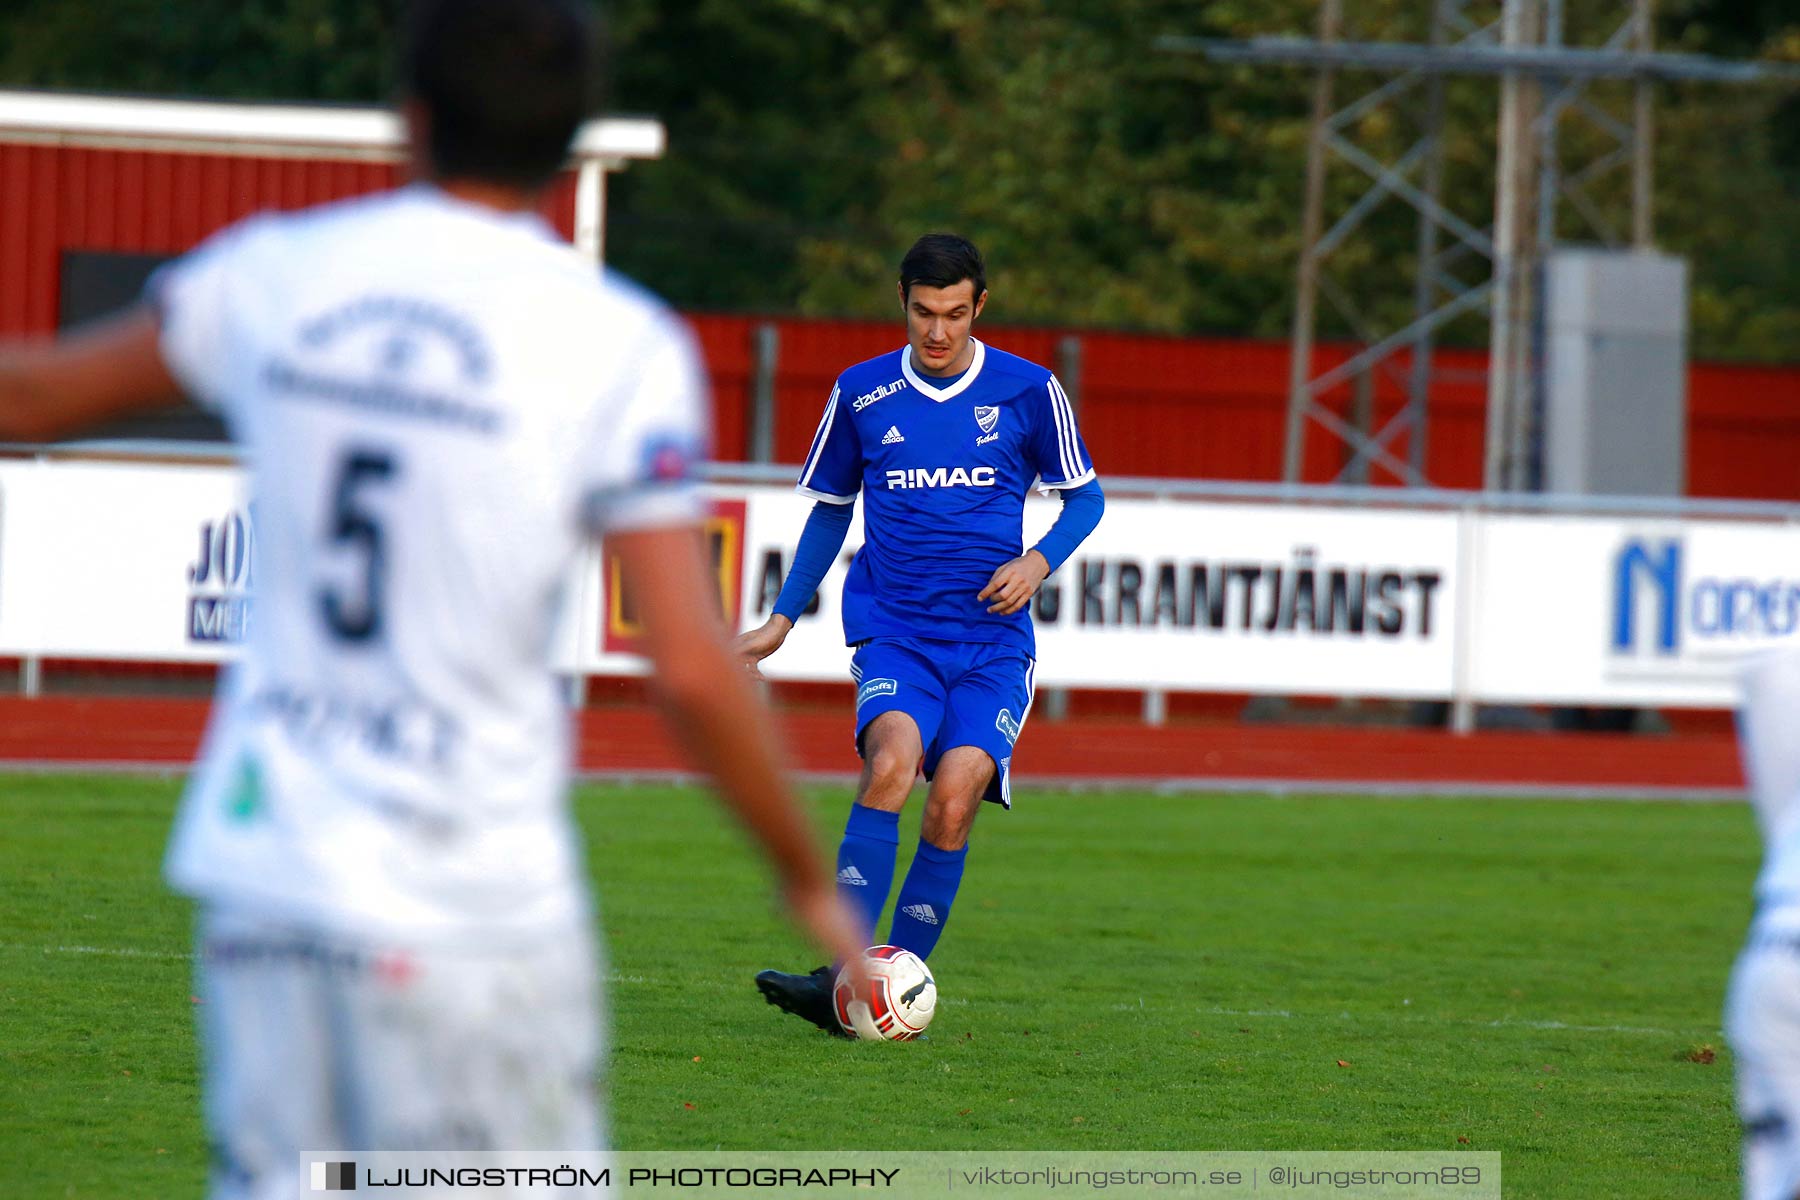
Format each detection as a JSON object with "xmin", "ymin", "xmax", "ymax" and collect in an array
[
  {"xmin": 0, "ymin": 306, "xmax": 183, "ymax": 442},
  {"xmin": 2, "ymin": 210, "xmax": 281, "ymax": 444}
]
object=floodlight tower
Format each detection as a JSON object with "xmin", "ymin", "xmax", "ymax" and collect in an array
[{"xmin": 1160, "ymin": 2, "xmax": 1798, "ymax": 490}]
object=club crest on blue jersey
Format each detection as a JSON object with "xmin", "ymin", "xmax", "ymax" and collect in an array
[
  {"xmin": 974, "ymin": 406, "xmax": 1000, "ymax": 435},
  {"xmin": 857, "ymin": 678, "xmax": 899, "ymax": 707}
]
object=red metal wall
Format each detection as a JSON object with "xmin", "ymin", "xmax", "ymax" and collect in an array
[
  {"xmin": 0, "ymin": 142, "xmax": 576, "ymax": 337},
  {"xmin": 691, "ymin": 313, "xmax": 1800, "ymax": 498},
  {"xmin": 1685, "ymin": 363, "xmax": 1800, "ymax": 500},
  {"xmin": 4, "ymin": 139, "xmax": 1797, "ymax": 499}
]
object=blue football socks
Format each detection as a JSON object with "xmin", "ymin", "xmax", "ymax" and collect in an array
[
  {"xmin": 836, "ymin": 804, "xmax": 900, "ymax": 943},
  {"xmin": 888, "ymin": 840, "xmax": 968, "ymax": 960}
]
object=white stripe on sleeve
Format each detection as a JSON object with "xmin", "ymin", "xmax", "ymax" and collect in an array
[
  {"xmin": 1051, "ymin": 377, "xmax": 1087, "ymax": 477},
  {"xmin": 798, "ymin": 385, "xmax": 841, "ymax": 490},
  {"xmin": 1045, "ymin": 379, "xmax": 1077, "ymax": 481},
  {"xmin": 1043, "ymin": 381, "xmax": 1073, "ymax": 480},
  {"xmin": 1036, "ymin": 467, "xmax": 1096, "ymax": 494}
]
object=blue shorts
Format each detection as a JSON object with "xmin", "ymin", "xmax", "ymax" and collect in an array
[{"xmin": 849, "ymin": 637, "xmax": 1036, "ymax": 808}]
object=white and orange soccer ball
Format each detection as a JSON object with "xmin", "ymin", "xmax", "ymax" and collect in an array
[{"xmin": 833, "ymin": 945, "xmax": 937, "ymax": 1041}]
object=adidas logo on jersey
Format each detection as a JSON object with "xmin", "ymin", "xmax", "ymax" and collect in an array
[
  {"xmin": 837, "ymin": 864, "xmax": 869, "ymax": 887},
  {"xmin": 900, "ymin": 903, "xmax": 940, "ymax": 926},
  {"xmin": 882, "ymin": 426, "xmax": 905, "ymax": 445}
]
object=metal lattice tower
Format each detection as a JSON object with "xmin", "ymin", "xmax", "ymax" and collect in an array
[{"xmin": 1160, "ymin": 2, "xmax": 1798, "ymax": 490}]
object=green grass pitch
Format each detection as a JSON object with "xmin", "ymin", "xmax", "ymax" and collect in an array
[{"xmin": 0, "ymin": 772, "xmax": 1755, "ymax": 1197}]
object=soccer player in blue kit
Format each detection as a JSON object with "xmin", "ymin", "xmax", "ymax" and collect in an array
[{"xmin": 736, "ymin": 234, "xmax": 1105, "ymax": 1035}]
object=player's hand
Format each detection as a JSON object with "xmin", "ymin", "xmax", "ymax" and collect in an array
[
  {"xmin": 784, "ymin": 877, "xmax": 872, "ymax": 995},
  {"xmin": 978, "ymin": 550, "xmax": 1051, "ymax": 615},
  {"xmin": 731, "ymin": 615, "xmax": 793, "ymax": 680}
]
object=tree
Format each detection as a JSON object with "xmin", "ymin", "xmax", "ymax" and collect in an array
[{"xmin": 0, "ymin": 0, "xmax": 1794, "ymax": 358}]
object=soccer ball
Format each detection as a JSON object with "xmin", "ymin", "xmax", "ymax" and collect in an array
[{"xmin": 833, "ymin": 945, "xmax": 937, "ymax": 1041}]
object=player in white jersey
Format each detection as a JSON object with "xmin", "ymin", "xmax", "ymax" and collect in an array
[
  {"xmin": 1729, "ymin": 647, "xmax": 1800, "ymax": 1200},
  {"xmin": 0, "ymin": 1, "xmax": 865, "ymax": 1195}
]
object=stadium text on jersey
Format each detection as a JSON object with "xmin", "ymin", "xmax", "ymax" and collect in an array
[{"xmin": 852, "ymin": 379, "xmax": 906, "ymax": 411}]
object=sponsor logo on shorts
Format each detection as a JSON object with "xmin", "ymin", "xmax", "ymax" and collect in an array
[
  {"xmin": 856, "ymin": 678, "xmax": 899, "ymax": 707},
  {"xmin": 995, "ymin": 708, "xmax": 1021, "ymax": 744},
  {"xmin": 900, "ymin": 903, "xmax": 940, "ymax": 926}
]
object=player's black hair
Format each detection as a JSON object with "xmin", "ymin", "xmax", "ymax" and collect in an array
[
  {"xmin": 401, "ymin": 0, "xmax": 600, "ymax": 190},
  {"xmin": 899, "ymin": 234, "xmax": 987, "ymax": 303}
]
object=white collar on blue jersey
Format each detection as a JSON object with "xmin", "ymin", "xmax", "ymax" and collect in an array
[{"xmin": 902, "ymin": 336, "xmax": 987, "ymax": 402}]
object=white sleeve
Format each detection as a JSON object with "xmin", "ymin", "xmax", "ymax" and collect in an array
[
  {"xmin": 577, "ymin": 312, "xmax": 712, "ymax": 534},
  {"xmin": 145, "ymin": 216, "xmax": 268, "ymax": 416}
]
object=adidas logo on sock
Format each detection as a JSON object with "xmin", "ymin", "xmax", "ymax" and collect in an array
[
  {"xmin": 881, "ymin": 426, "xmax": 905, "ymax": 445},
  {"xmin": 837, "ymin": 864, "xmax": 869, "ymax": 887},
  {"xmin": 900, "ymin": 902, "xmax": 939, "ymax": 926}
]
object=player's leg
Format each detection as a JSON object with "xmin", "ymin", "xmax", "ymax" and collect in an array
[
  {"xmin": 332, "ymin": 922, "xmax": 606, "ymax": 1196},
  {"xmin": 888, "ymin": 646, "xmax": 1033, "ymax": 959},
  {"xmin": 1732, "ymin": 651, "xmax": 1800, "ymax": 1200},
  {"xmin": 194, "ymin": 909, "xmax": 342, "ymax": 1200},
  {"xmin": 887, "ymin": 748, "xmax": 991, "ymax": 959},
  {"xmin": 835, "ymin": 710, "xmax": 925, "ymax": 936},
  {"xmin": 839, "ymin": 641, "xmax": 947, "ymax": 936},
  {"xmin": 763, "ymin": 712, "xmax": 920, "ymax": 1025},
  {"xmin": 1740, "ymin": 648, "xmax": 1800, "ymax": 836},
  {"xmin": 757, "ymin": 640, "xmax": 946, "ymax": 1033},
  {"xmin": 1727, "ymin": 941, "xmax": 1800, "ymax": 1200}
]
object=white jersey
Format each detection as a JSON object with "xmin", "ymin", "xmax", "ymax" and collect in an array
[
  {"xmin": 1739, "ymin": 647, "xmax": 1800, "ymax": 933},
  {"xmin": 156, "ymin": 184, "xmax": 706, "ymax": 943},
  {"xmin": 1731, "ymin": 647, "xmax": 1800, "ymax": 1200}
]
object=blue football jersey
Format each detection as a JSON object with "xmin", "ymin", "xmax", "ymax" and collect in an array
[{"xmin": 796, "ymin": 337, "xmax": 1095, "ymax": 655}]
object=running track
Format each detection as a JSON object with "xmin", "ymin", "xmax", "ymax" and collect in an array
[{"xmin": 0, "ymin": 697, "xmax": 1745, "ymax": 797}]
